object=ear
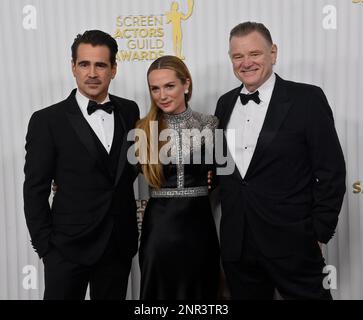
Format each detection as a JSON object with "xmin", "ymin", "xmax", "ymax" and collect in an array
[
  {"xmin": 71, "ymin": 60, "xmax": 76, "ymax": 77},
  {"xmin": 111, "ymin": 63, "xmax": 117, "ymax": 79},
  {"xmin": 184, "ymin": 78, "xmax": 191, "ymax": 91},
  {"xmin": 271, "ymin": 44, "xmax": 278, "ymax": 65}
]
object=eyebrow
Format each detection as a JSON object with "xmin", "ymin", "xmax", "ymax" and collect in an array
[
  {"xmin": 231, "ymin": 50, "xmax": 263, "ymax": 58},
  {"xmin": 77, "ymin": 60, "xmax": 109, "ymax": 66},
  {"xmin": 150, "ymin": 81, "xmax": 176, "ymax": 88}
]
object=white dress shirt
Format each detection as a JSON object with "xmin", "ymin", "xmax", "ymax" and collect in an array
[
  {"xmin": 226, "ymin": 73, "xmax": 276, "ymax": 178},
  {"xmin": 75, "ymin": 90, "xmax": 114, "ymax": 154}
]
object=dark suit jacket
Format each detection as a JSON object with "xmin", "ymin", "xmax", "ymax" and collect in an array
[
  {"xmin": 23, "ymin": 89, "xmax": 140, "ymax": 265},
  {"xmin": 215, "ymin": 74, "xmax": 346, "ymax": 261}
]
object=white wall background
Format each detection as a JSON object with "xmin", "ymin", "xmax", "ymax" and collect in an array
[{"xmin": 0, "ymin": 0, "xmax": 362, "ymax": 300}]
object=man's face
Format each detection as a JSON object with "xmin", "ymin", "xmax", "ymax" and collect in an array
[
  {"xmin": 229, "ymin": 31, "xmax": 277, "ymax": 92},
  {"xmin": 72, "ymin": 43, "xmax": 117, "ymax": 102}
]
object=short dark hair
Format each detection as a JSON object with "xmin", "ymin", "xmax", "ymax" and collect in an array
[
  {"xmin": 229, "ymin": 21, "xmax": 273, "ymax": 45},
  {"xmin": 71, "ymin": 30, "xmax": 118, "ymax": 66}
]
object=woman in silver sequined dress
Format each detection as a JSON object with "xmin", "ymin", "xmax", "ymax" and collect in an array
[{"xmin": 136, "ymin": 56, "xmax": 220, "ymax": 300}]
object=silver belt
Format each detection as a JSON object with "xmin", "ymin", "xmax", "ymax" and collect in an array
[{"xmin": 150, "ymin": 186, "xmax": 209, "ymax": 198}]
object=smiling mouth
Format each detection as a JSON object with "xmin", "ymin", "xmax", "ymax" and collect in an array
[{"xmin": 242, "ymin": 69, "xmax": 258, "ymax": 73}]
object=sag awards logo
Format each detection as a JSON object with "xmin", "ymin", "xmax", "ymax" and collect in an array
[
  {"xmin": 352, "ymin": 0, "xmax": 363, "ymax": 3},
  {"xmin": 113, "ymin": 0, "xmax": 194, "ymax": 62},
  {"xmin": 353, "ymin": 181, "xmax": 363, "ymax": 194}
]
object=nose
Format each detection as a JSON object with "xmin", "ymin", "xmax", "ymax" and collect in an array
[
  {"xmin": 160, "ymin": 89, "xmax": 167, "ymax": 100},
  {"xmin": 242, "ymin": 56, "xmax": 253, "ymax": 68},
  {"xmin": 89, "ymin": 65, "xmax": 97, "ymax": 78}
]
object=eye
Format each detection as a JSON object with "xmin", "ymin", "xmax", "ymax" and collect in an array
[
  {"xmin": 166, "ymin": 84, "xmax": 175, "ymax": 89},
  {"xmin": 96, "ymin": 63, "xmax": 107, "ymax": 69},
  {"xmin": 232, "ymin": 55, "xmax": 243, "ymax": 61}
]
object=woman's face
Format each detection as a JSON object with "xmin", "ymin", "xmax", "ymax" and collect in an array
[{"xmin": 148, "ymin": 69, "xmax": 190, "ymax": 115}]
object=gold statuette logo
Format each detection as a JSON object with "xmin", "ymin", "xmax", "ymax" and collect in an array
[{"xmin": 166, "ymin": 0, "xmax": 194, "ymax": 59}]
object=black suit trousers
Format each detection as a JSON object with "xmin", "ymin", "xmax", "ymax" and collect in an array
[
  {"xmin": 43, "ymin": 220, "xmax": 132, "ymax": 300},
  {"xmin": 222, "ymin": 221, "xmax": 332, "ymax": 300}
]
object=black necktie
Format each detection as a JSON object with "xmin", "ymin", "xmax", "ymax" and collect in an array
[
  {"xmin": 87, "ymin": 100, "xmax": 114, "ymax": 115},
  {"xmin": 239, "ymin": 90, "xmax": 261, "ymax": 105}
]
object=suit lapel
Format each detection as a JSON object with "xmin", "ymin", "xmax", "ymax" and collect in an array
[
  {"xmin": 219, "ymin": 85, "xmax": 242, "ymax": 130},
  {"xmin": 245, "ymin": 75, "xmax": 292, "ymax": 178},
  {"xmin": 110, "ymin": 96, "xmax": 130, "ymax": 187},
  {"xmin": 65, "ymin": 90, "xmax": 111, "ymax": 179},
  {"xmin": 219, "ymin": 85, "xmax": 245, "ymax": 181}
]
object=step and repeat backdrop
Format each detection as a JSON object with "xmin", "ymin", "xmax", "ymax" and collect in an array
[{"xmin": 0, "ymin": 0, "xmax": 362, "ymax": 299}]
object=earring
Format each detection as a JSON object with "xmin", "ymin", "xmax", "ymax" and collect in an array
[{"xmin": 184, "ymin": 90, "xmax": 189, "ymax": 94}]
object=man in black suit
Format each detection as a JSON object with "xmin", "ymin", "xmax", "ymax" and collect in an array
[
  {"xmin": 23, "ymin": 30, "xmax": 139, "ymax": 299},
  {"xmin": 215, "ymin": 22, "xmax": 346, "ymax": 299}
]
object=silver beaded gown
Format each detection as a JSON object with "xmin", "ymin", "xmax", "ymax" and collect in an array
[{"xmin": 139, "ymin": 107, "xmax": 220, "ymax": 300}]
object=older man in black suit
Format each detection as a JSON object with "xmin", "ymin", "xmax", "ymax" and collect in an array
[
  {"xmin": 23, "ymin": 30, "xmax": 139, "ymax": 299},
  {"xmin": 215, "ymin": 22, "xmax": 346, "ymax": 299}
]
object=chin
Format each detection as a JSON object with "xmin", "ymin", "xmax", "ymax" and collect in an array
[
  {"xmin": 243, "ymin": 80, "xmax": 258, "ymax": 88},
  {"xmin": 160, "ymin": 105, "xmax": 175, "ymax": 113}
]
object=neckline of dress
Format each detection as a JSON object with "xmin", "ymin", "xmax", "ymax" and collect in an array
[{"xmin": 163, "ymin": 106, "xmax": 193, "ymax": 124}]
